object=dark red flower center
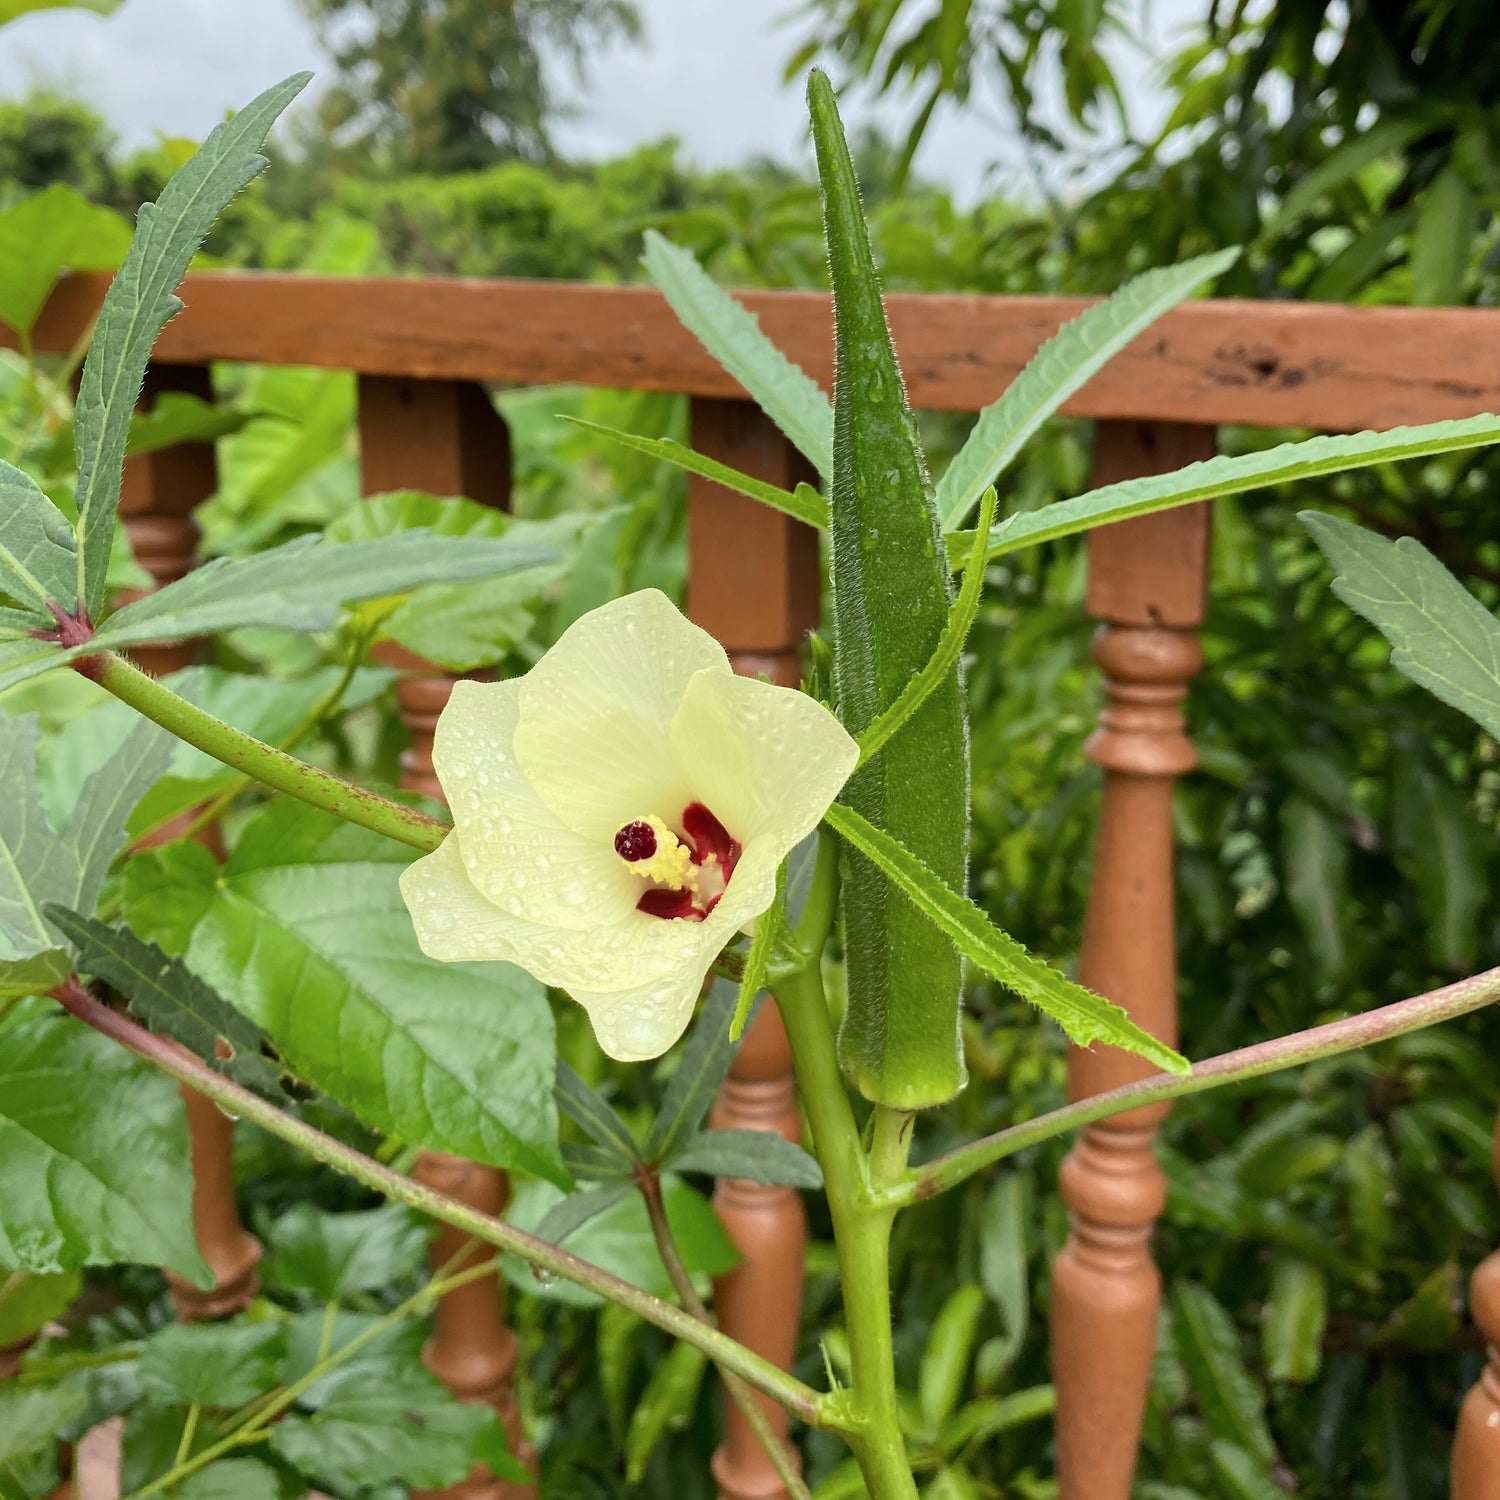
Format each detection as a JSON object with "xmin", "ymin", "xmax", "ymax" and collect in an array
[
  {"xmin": 613, "ymin": 801, "xmax": 743, "ymax": 923},
  {"xmin": 613, "ymin": 820, "xmax": 658, "ymax": 862}
]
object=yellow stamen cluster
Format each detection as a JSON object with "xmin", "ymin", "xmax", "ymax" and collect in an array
[{"xmin": 619, "ymin": 814, "xmax": 697, "ymax": 891}]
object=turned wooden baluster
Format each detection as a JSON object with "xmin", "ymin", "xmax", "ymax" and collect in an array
[
  {"xmin": 1050, "ymin": 421, "xmax": 1216, "ymax": 1499},
  {"xmin": 357, "ymin": 374, "xmax": 534, "ymax": 1500},
  {"xmin": 121, "ymin": 364, "xmax": 264, "ymax": 1321},
  {"xmin": 687, "ymin": 397, "xmax": 820, "ymax": 1500},
  {"xmin": 1453, "ymin": 1111, "xmax": 1500, "ymax": 1497}
]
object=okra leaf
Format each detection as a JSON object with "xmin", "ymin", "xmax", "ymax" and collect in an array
[
  {"xmin": 88, "ymin": 531, "xmax": 557, "ymax": 650},
  {"xmin": 644, "ymin": 978, "xmax": 739, "ymax": 1163},
  {"xmin": 642, "ymin": 229, "xmax": 832, "ymax": 478},
  {"xmin": 73, "ymin": 72, "xmax": 310, "ymax": 619},
  {"xmin": 824, "ymin": 802, "xmax": 1189, "ymax": 1075},
  {"xmin": 956, "ymin": 415, "xmax": 1500, "ymax": 564},
  {"xmin": 0, "ymin": 1000, "xmax": 209, "ymax": 1286},
  {"xmin": 0, "ymin": 714, "xmax": 171, "ymax": 999},
  {"xmin": 0, "ymin": 459, "xmax": 77, "ymax": 617},
  {"xmin": 935, "ymin": 248, "xmax": 1239, "ymax": 530},
  {"xmin": 666, "ymin": 1129, "xmax": 823, "ymax": 1189},
  {"xmin": 563, "ymin": 417, "xmax": 829, "ymax": 530},
  {"xmin": 1302, "ymin": 509, "xmax": 1500, "ymax": 738},
  {"xmin": 43, "ymin": 906, "xmax": 289, "ymax": 1100}
]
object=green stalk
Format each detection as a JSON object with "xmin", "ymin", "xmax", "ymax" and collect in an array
[
  {"xmin": 883, "ymin": 962, "xmax": 1500, "ymax": 1208},
  {"xmin": 50, "ymin": 978, "xmax": 835, "ymax": 1430},
  {"xmin": 771, "ymin": 962, "xmax": 918, "ymax": 1499},
  {"xmin": 638, "ymin": 1173, "xmax": 814, "ymax": 1500},
  {"xmin": 93, "ymin": 652, "xmax": 448, "ymax": 853}
]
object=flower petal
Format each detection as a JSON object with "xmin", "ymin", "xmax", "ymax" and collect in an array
[
  {"xmin": 433, "ymin": 678, "xmax": 639, "ymax": 930},
  {"xmin": 567, "ymin": 961, "xmax": 718, "ymax": 1062},
  {"xmin": 401, "ymin": 834, "xmax": 712, "ymax": 992},
  {"xmin": 669, "ymin": 669, "xmax": 859, "ymax": 846},
  {"xmin": 513, "ymin": 590, "xmax": 729, "ymax": 838}
]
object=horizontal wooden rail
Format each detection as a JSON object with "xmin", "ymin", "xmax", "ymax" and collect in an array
[{"xmin": 15, "ymin": 271, "xmax": 1500, "ymax": 431}]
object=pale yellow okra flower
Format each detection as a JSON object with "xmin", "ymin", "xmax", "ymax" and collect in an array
[{"xmin": 399, "ymin": 589, "xmax": 859, "ymax": 1061}]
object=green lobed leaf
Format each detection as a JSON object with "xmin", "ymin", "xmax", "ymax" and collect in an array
[
  {"xmin": 1301, "ymin": 509, "xmax": 1500, "ymax": 739},
  {"xmin": 137, "ymin": 1321, "xmax": 286, "ymax": 1408},
  {"xmin": 0, "ymin": 1383, "xmax": 88, "ymax": 1464},
  {"xmin": 824, "ymin": 802, "xmax": 1188, "ymax": 1075},
  {"xmin": 667, "ymin": 1128, "xmax": 823, "ymax": 1189},
  {"xmin": 642, "ymin": 228, "xmax": 832, "ymax": 477},
  {"xmin": 326, "ymin": 490, "xmax": 587, "ymax": 671},
  {"xmin": 173, "ymin": 1460, "xmax": 281, "ymax": 1500},
  {"xmin": 810, "ymin": 67, "xmax": 970, "ymax": 1110},
  {"xmin": 563, "ymin": 417, "xmax": 829, "ymax": 530},
  {"xmin": 0, "ymin": 1001, "xmax": 209, "ymax": 1285},
  {"xmin": 125, "ymin": 390, "xmax": 249, "ymax": 456},
  {"xmin": 272, "ymin": 1312, "xmax": 500, "ymax": 1490},
  {"xmin": 171, "ymin": 801, "xmax": 567, "ymax": 1185},
  {"xmin": 44, "ymin": 907, "xmax": 289, "ymax": 1099},
  {"xmin": 0, "ymin": 458, "xmax": 78, "ymax": 616},
  {"xmin": 1170, "ymin": 1282, "xmax": 1275, "ymax": 1464},
  {"xmin": 261, "ymin": 1203, "xmax": 429, "ymax": 1302},
  {"xmin": 935, "ymin": 249, "xmax": 1239, "ymax": 530},
  {"xmin": 121, "ymin": 840, "xmax": 220, "ymax": 957},
  {"xmin": 0, "ymin": 183, "xmax": 132, "ymax": 338},
  {"xmin": 0, "ymin": 713, "xmax": 171, "ymax": 998},
  {"xmin": 72, "ymin": 73, "xmax": 310, "ymax": 619},
  {"xmin": 958, "ymin": 416, "xmax": 1500, "ymax": 564},
  {"xmin": 88, "ymin": 530, "xmax": 558, "ymax": 650},
  {"xmin": 43, "ymin": 662, "xmax": 392, "ymax": 841},
  {"xmin": 0, "ymin": 1268, "xmax": 79, "ymax": 1346},
  {"xmin": 644, "ymin": 978, "xmax": 739, "ymax": 1163}
]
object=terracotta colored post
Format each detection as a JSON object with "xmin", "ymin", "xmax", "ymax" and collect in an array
[
  {"xmin": 1453, "ymin": 1112, "xmax": 1500, "ymax": 1497},
  {"xmin": 1050, "ymin": 421, "xmax": 1216, "ymax": 1499},
  {"xmin": 357, "ymin": 375, "xmax": 534, "ymax": 1500},
  {"xmin": 119, "ymin": 364, "xmax": 264, "ymax": 1320},
  {"xmin": 687, "ymin": 397, "xmax": 820, "ymax": 1500}
]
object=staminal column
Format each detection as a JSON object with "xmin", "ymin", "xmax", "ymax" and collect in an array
[
  {"xmin": 1452, "ymin": 1112, "xmax": 1500, "ymax": 1498},
  {"xmin": 687, "ymin": 396, "xmax": 821, "ymax": 1500},
  {"xmin": 357, "ymin": 374, "xmax": 534, "ymax": 1500},
  {"xmin": 1050, "ymin": 420, "xmax": 1216, "ymax": 1499}
]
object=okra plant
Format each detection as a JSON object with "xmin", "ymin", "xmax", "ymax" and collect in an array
[{"xmin": 3, "ymin": 68, "xmax": 1499, "ymax": 1499}]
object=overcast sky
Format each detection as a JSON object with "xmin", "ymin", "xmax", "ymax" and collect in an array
[{"xmin": 0, "ymin": 0, "xmax": 1207, "ymax": 203}]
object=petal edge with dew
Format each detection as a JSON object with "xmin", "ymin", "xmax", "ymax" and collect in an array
[{"xmin": 399, "ymin": 589, "xmax": 859, "ymax": 1061}]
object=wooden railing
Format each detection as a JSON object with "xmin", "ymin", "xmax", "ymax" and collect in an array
[{"xmin": 9, "ymin": 271, "xmax": 1500, "ymax": 1499}]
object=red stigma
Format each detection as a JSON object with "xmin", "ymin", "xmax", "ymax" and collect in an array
[
  {"xmin": 636, "ymin": 888, "xmax": 705, "ymax": 921},
  {"xmin": 614, "ymin": 820, "xmax": 657, "ymax": 862},
  {"xmin": 682, "ymin": 802, "xmax": 742, "ymax": 876}
]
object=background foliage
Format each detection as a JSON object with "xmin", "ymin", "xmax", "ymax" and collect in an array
[{"xmin": 1, "ymin": 1, "xmax": 1498, "ymax": 1495}]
